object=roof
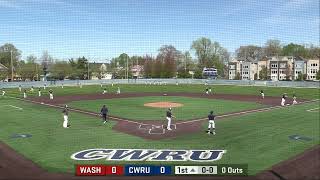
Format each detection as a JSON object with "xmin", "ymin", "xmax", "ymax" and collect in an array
[{"xmin": 0, "ymin": 63, "xmax": 8, "ymax": 71}]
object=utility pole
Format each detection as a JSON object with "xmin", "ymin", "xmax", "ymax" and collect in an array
[
  {"xmin": 126, "ymin": 55, "xmax": 129, "ymax": 82},
  {"xmin": 10, "ymin": 50, "xmax": 13, "ymax": 81},
  {"xmin": 87, "ymin": 61, "xmax": 90, "ymax": 80}
]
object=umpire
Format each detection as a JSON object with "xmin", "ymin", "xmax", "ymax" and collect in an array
[{"xmin": 100, "ymin": 105, "xmax": 109, "ymax": 124}]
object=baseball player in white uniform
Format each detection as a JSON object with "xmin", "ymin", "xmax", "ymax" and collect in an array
[
  {"xmin": 38, "ymin": 88, "xmax": 41, "ymax": 97},
  {"xmin": 61, "ymin": 83, "xmax": 64, "ymax": 88},
  {"xmin": 19, "ymin": 85, "xmax": 22, "ymax": 92},
  {"xmin": 292, "ymin": 94, "xmax": 297, "ymax": 105},
  {"xmin": 117, "ymin": 87, "xmax": 121, "ymax": 94},
  {"xmin": 30, "ymin": 86, "xmax": 34, "ymax": 92},
  {"xmin": 62, "ymin": 105, "xmax": 70, "ymax": 128},
  {"xmin": 44, "ymin": 83, "xmax": 47, "ymax": 90},
  {"xmin": 49, "ymin": 89, "xmax": 54, "ymax": 100},
  {"xmin": 166, "ymin": 108, "xmax": 175, "ymax": 130},
  {"xmin": 23, "ymin": 90, "xmax": 27, "ymax": 98},
  {"xmin": 103, "ymin": 88, "xmax": 107, "ymax": 94},
  {"xmin": 260, "ymin": 90, "xmax": 265, "ymax": 99},
  {"xmin": 281, "ymin": 94, "xmax": 287, "ymax": 106},
  {"xmin": 207, "ymin": 111, "xmax": 216, "ymax": 135},
  {"xmin": 1, "ymin": 89, "xmax": 5, "ymax": 96}
]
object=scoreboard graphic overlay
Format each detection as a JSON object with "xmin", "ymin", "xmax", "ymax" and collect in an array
[{"xmin": 75, "ymin": 164, "xmax": 247, "ymax": 176}]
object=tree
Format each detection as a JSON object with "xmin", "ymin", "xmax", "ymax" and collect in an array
[
  {"xmin": 191, "ymin": 37, "xmax": 213, "ymax": 65},
  {"xmin": 40, "ymin": 50, "xmax": 53, "ymax": 78},
  {"xmin": 236, "ymin": 45, "xmax": 262, "ymax": 61},
  {"xmin": 259, "ymin": 66, "xmax": 268, "ymax": 80},
  {"xmin": 282, "ymin": 43, "xmax": 307, "ymax": 57},
  {"xmin": 264, "ymin": 39, "xmax": 282, "ymax": 57},
  {"xmin": 17, "ymin": 61, "xmax": 39, "ymax": 81},
  {"xmin": 68, "ymin": 57, "xmax": 89, "ymax": 80},
  {"xmin": 0, "ymin": 70, "xmax": 8, "ymax": 81},
  {"xmin": 0, "ymin": 43, "xmax": 21, "ymax": 69},
  {"xmin": 316, "ymin": 71, "xmax": 320, "ymax": 80},
  {"xmin": 234, "ymin": 72, "xmax": 241, "ymax": 80},
  {"xmin": 143, "ymin": 55, "xmax": 153, "ymax": 78},
  {"xmin": 50, "ymin": 61, "xmax": 73, "ymax": 80},
  {"xmin": 26, "ymin": 55, "xmax": 37, "ymax": 64},
  {"xmin": 157, "ymin": 45, "xmax": 181, "ymax": 78},
  {"xmin": 297, "ymin": 72, "xmax": 303, "ymax": 81}
]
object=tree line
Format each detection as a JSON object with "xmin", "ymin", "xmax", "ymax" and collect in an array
[{"xmin": 0, "ymin": 38, "xmax": 319, "ymax": 81}]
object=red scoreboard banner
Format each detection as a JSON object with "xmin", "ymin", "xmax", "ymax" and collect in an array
[{"xmin": 76, "ymin": 165, "xmax": 124, "ymax": 176}]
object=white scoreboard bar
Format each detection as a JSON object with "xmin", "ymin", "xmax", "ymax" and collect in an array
[{"xmin": 175, "ymin": 166, "xmax": 217, "ymax": 175}]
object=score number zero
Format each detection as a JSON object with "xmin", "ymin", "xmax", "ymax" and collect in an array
[{"xmin": 221, "ymin": 166, "xmax": 244, "ymax": 174}]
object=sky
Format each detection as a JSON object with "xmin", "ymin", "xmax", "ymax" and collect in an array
[{"xmin": 0, "ymin": 0, "xmax": 319, "ymax": 62}]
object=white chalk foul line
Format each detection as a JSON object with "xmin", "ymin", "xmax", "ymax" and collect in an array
[
  {"xmin": 1, "ymin": 105, "xmax": 23, "ymax": 110},
  {"xmin": 307, "ymin": 107, "xmax": 320, "ymax": 112},
  {"xmin": 175, "ymin": 99, "xmax": 320, "ymax": 125}
]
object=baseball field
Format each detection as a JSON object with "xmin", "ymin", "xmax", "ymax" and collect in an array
[{"xmin": 0, "ymin": 83, "xmax": 319, "ymax": 179}]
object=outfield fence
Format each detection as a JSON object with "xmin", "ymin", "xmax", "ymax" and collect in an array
[{"xmin": 0, "ymin": 79, "xmax": 319, "ymax": 88}]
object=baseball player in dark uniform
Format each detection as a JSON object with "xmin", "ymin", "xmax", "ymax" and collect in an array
[
  {"xmin": 100, "ymin": 105, "xmax": 109, "ymax": 124},
  {"xmin": 62, "ymin": 105, "xmax": 70, "ymax": 128},
  {"xmin": 207, "ymin": 111, "xmax": 216, "ymax": 135},
  {"xmin": 166, "ymin": 108, "xmax": 175, "ymax": 130}
]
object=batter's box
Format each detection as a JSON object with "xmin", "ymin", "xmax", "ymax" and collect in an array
[
  {"xmin": 148, "ymin": 126, "xmax": 165, "ymax": 135},
  {"xmin": 161, "ymin": 124, "xmax": 177, "ymax": 130},
  {"xmin": 138, "ymin": 124, "xmax": 153, "ymax": 130}
]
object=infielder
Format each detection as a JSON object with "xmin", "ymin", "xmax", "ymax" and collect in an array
[
  {"xmin": 281, "ymin": 94, "xmax": 287, "ymax": 106},
  {"xmin": 49, "ymin": 89, "xmax": 54, "ymax": 100},
  {"xmin": 207, "ymin": 111, "xmax": 216, "ymax": 135},
  {"xmin": 166, "ymin": 108, "xmax": 175, "ymax": 130},
  {"xmin": 209, "ymin": 87, "xmax": 212, "ymax": 94},
  {"xmin": 102, "ymin": 88, "xmax": 107, "ymax": 94},
  {"xmin": 44, "ymin": 83, "xmax": 47, "ymax": 90},
  {"xmin": 38, "ymin": 88, "xmax": 41, "ymax": 97},
  {"xmin": 19, "ymin": 85, "xmax": 22, "ymax": 92},
  {"xmin": 292, "ymin": 94, "xmax": 297, "ymax": 105},
  {"xmin": 100, "ymin": 105, "xmax": 109, "ymax": 124},
  {"xmin": 23, "ymin": 89, "xmax": 27, "ymax": 98},
  {"xmin": 117, "ymin": 87, "xmax": 121, "ymax": 94},
  {"xmin": 1, "ymin": 89, "xmax": 5, "ymax": 96},
  {"xmin": 260, "ymin": 90, "xmax": 265, "ymax": 99},
  {"xmin": 30, "ymin": 86, "xmax": 34, "ymax": 92},
  {"xmin": 61, "ymin": 83, "xmax": 64, "ymax": 88},
  {"xmin": 62, "ymin": 105, "xmax": 70, "ymax": 128},
  {"xmin": 205, "ymin": 87, "xmax": 209, "ymax": 95}
]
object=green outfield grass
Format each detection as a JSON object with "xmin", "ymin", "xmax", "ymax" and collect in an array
[
  {"xmin": 3, "ymin": 84, "xmax": 320, "ymax": 100},
  {"xmin": 0, "ymin": 96, "xmax": 319, "ymax": 175},
  {"xmin": 69, "ymin": 96, "xmax": 263, "ymax": 121}
]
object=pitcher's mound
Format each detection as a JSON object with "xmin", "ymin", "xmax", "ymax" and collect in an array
[{"xmin": 144, "ymin": 102, "xmax": 183, "ymax": 108}]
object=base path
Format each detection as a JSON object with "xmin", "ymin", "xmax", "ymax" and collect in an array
[{"xmin": 28, "ymin": 92, "xmax": 309, "ymax": 140}]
